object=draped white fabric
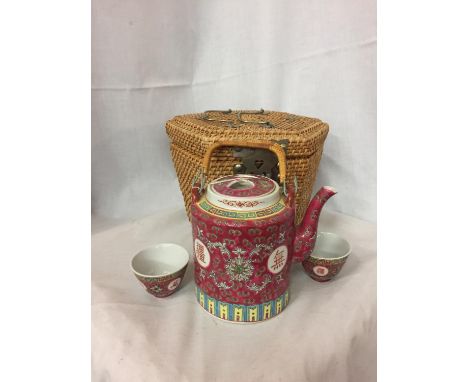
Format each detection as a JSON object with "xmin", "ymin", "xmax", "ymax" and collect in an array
[
  {"xmin": 92, "ymin": 209, "xmax": 377, "ymax": 382},
  {"xmin": 92, "ymin": 0, "xmax": 376, "ymax": 222}
]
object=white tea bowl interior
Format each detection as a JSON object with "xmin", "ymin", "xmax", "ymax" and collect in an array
[
  {"xmin": 131, "ymin": 243, "xmax": 189, "ymax": 278},
  {"xmin": 311, "ymin": 232, "xmax": 351, "ymax": 260}
]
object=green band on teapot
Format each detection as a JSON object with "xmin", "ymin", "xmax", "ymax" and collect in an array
[
  {"xmin": 198, "ymin": 198, "xmax": 285, "ymax": 220},
  {"xmin": 196, "ymin": 287, "xmax": 289, "ymax": 323}
]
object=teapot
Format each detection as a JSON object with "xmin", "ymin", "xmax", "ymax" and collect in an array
[{"xmin": 191, "ymin": 140, "xmax": 336, "ymax": 322}]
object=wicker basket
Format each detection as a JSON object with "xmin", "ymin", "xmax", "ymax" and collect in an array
[{"xmin": 165, "ymin": 109, "xmax": 329, "ymax": 223}]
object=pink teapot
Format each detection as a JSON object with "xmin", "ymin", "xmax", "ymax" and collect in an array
[{"xmin": 191, "ymin": 140, "xmax": 336, "ymax": 322}]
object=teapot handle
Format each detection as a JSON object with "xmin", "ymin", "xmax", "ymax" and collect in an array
[{"xmin": 201, "ymin": 140, "xmax": 287, "ymax": 185}]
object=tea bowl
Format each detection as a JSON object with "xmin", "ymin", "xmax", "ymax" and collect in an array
[
  {"xmin": 302, "ymin": 232, "xmax": 351, "ymax": 282},
  {"xmin": 131, "ymin": 243, "xmax": 189, "ymax": 297}
]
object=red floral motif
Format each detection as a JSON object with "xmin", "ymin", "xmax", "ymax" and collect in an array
[
  {"xmin": 217, "ymin": 199, "xmax": 262, "ymax": 208},
  {"xmin": 134, "ymin": 266, "xmax": 187, "ymax": 298},
  {"xmin": 302, "ymin": 256, "xmax": 348, "ymax": 282},
  {"xmin": 192, "ymin": 204, "xmax": 294, "ymax": 305},
  {"xmin": 191, "ymin": 185, "xmax": 337, "ymax": 311}
]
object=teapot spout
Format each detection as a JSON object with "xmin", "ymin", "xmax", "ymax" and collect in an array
[{"xmin": 293, "ymin": 186, "xmax": 337, "ymax": 262}]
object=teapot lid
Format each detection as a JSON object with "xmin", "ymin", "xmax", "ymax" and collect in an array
[{"xmin": 206, "ymin": 174, "xmax": 280, "ymax": 211}]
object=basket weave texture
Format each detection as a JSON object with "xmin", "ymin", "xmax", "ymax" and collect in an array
[{"xmin": 165, "ymin": 110, "xmax": 329, "ymax": 224}]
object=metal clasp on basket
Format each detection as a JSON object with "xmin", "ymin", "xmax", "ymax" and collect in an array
[
  {"xmin": 200, "ymin": 109, "xmax": 232, "ymax": 120},
  {"xmin": 198, "ymin": 109, "xmax": 236, "ymax": 126},
  {"xmin": 238, "ymin": 109, "xmax": 274, "ymax": 128},
  {"xmin": 197, "ymin": 108, "xmax": 274, "ymax": 128}
]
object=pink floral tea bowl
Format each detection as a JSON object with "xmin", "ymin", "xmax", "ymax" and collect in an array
[
  {"xmin": 302, "ymin": 232, "xmax": 351, "ymax": 282},
  {"xmin": 131, "ymin": 243, "xmax": 189, "ymax": 298}
]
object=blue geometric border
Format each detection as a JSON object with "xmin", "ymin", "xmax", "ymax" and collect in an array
[{"xmin": 196, "ymin": 287, "xmax": 289, "ymax": 322}]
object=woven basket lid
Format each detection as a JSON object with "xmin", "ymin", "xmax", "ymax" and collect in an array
[{"xmin": 166, "ymin": 109, "xmax": 329, "ymax": 159}]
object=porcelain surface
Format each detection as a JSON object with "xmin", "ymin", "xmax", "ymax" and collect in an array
[
  {"xmin": 302, "ymin": 232, "xmax": 351, "ymax": 282},
  {"xmin": 192, "ymin": 172, "xmax": 336, "ymax": 322},
  {"xmin": 131, "ymin": 243, "xmax": 189, "ymax": 297},
  {"xmin": 206, "ymin": 174, "xmax": 280, "ymax": 211}
]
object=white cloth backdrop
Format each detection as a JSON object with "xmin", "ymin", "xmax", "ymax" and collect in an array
[
  {"xmin": 92, "ymin": 209, "xmax": 376, "ymax": 382},
  {"xmin": 92, "ymin": 0, "xmax": 376, "ymax": 222}
]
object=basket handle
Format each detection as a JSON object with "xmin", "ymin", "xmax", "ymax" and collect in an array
[{"xmin": 202, "ymin": 140, "xmax": 287, "ymax": 185}]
